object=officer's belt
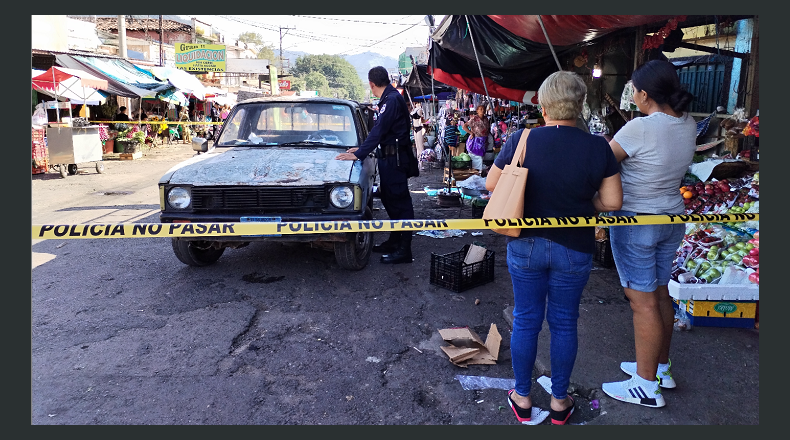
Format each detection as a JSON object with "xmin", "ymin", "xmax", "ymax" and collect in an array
[{"xmin": 378, "ymin": 145, "xmax": 409, "ymax": 156}]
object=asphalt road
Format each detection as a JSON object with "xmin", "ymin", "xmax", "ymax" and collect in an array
[{"xmin": 31, "ymin": 143, "xmax": 759, "ymax": 425}]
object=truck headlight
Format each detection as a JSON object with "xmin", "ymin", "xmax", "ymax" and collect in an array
[
  {"xmin": 167, "ymin": 187, "xmax": 192, "ymax": 209},
  {"xmin": 329, "ymin": 186, "xmax": 354, "ymax": 209}
]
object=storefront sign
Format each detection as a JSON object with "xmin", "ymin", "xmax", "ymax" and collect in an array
[
  {"xmin": 175, "ymin": 44, "xmax": 226, "ymax": 72},
  {"xmin": 278, "ymin": 80, "xmax": 291, "ymax": 90}
]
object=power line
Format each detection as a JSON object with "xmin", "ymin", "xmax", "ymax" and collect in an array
[
  {"xmin": 219, "ymin": 15, "xmax": 385, "ymax": 44},
  {"xmin": 217, "ymin": 15, "xmax": 425, "ymax": 56},
  {"xmin": 336, "ymin": 20, "xmax": 424, "ymax": 56},
  {"xmin": 290, "ymin": 15, "xmax": 420, "ymax": 26}
]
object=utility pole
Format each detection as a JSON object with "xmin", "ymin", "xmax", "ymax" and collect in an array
[
  {"xmin": 279, "ymin": 26, "xmax": 295, "ymax": 72},
  {"xmin": 118, "ymin": 15, "xmax": 127, "ymax": 59},
  {"xmin": 159, "ymin": 15, "xmax": 164, "ymax": 67}
]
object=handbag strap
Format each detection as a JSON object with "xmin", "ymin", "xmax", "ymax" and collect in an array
[{"xmin": 509, "ymin": 128, "xmax": 530, "ymax": 167}]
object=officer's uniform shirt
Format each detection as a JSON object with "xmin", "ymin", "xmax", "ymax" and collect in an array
[{"xmin": 353, "ymin": 84, "xmax": 410, "ymax": 160}]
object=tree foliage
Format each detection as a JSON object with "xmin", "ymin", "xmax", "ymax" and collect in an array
[
  {"xmin": 304, "ymin": 71, "xmax": 331, "ymax": 97},
  {"xmin": 289, "ymin": 76, "xmax": 306, "ymax": 93},
  {"xmin": 291, "ymin": 54, "xmax": 366, "ymax": 100},
  {"xmin": 237, "ymin": 32, "xmax": 264, "ymax": 46},
  {"xmin": 257, "ymin": 44, "xmax": 276, "ymax": 62}
]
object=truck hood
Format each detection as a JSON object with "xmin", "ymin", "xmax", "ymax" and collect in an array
[{"xmin": 164, "ymin": 147, "xmax": 354, "ymax": 186}]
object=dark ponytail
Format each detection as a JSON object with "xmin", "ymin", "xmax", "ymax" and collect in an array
[{"xmin": 632, "ymin": 60, "xmax": 695, "ymax": 113}]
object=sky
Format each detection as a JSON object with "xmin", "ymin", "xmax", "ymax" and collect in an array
[{"xmin": 181, "ymin": 15, "xmax": 444, "ymax": 59}]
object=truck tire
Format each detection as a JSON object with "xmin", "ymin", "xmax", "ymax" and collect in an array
[
  {"xmin": 172, "ymin": 238, "xmax": 225, "ymax": 266},
  {"xmin": 334, "ymin": 207, "xmax": 373, "ymax": 270}
]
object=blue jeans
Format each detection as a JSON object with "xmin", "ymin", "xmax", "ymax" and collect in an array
[
  {"xmin": 609, "ymin": 210, "xmax": 686, "ymax": 292},
  {"xmin": 508, "ymin": 237, "xmax": 592, "ymax": 400}
]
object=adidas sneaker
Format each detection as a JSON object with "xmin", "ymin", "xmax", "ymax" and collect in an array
[
  {"xmin": 602, "ymin": 376, "xmax": 666, "ymax": 408},
  {"xmin": 620, "ymin": 360, "xmax": 676, "ymax": 389}
]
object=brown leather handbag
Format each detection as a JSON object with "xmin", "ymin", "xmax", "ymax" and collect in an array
[{"xmin": 482, "ymin": 129, "xmax": 529, "ymax": 237}]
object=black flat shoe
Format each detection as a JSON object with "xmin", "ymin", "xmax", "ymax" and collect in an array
[
  {"xmin": 380, "ymin": 250, "xmax": 413, "ymax": 264},
  {"xmin": 372, "ymin": 241, "xmax": 398, "ymax": 253},
  {"xmin": 507, "ymin": 389, "xmax": 532, "ymax": 424},
  {"xmin": 549, "ymin": 395, "xmax": 575, "ymax": 425}
]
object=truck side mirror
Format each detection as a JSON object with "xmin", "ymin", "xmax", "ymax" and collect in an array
[{"xmin": 192, "ymin": 137, "xmax": 211, "ymax": 153}]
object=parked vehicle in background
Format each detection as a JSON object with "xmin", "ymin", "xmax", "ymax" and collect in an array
[{"xmin": 158, "ymin": 97, "xmax": 377, "ymax": 270}]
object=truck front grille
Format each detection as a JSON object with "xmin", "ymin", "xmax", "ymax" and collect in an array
[{"xmin": 190, "ymin": 186, "xmax": 327, "ymax": 213}]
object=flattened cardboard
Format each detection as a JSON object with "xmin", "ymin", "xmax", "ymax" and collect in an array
[
  {"xmin": 439, "ymin": 324, "xmax": 501, "ymax": 367},
  {"xmin": 439, "ymin": 346, "xmax": 480, "ymax": 365}
]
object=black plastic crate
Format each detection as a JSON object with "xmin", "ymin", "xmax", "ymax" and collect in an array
[
  {"xmin": 430, "ymin": 244, "xmax": 495, "ymax": 292},
  {"xmin": 594, "ymin": 240, "xmax": 615, "ymax": 268}
]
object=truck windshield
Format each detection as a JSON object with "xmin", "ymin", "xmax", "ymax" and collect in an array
[{"xmin": 216, "ymin": 102, "xmax": 359, "ymax": 147}]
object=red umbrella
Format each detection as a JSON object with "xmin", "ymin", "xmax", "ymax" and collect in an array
[
  {"xmin": 32, "ymin": 67, "xmax": 109, "ymax": 123},
  {"xmin": 32, "ymin": 66, "xmax": 108, "ymax": 91}
]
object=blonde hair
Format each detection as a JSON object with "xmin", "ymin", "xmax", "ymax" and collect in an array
[{"xmin": 537, "ymin": 71, "xmax": 586, "ymax": 120}]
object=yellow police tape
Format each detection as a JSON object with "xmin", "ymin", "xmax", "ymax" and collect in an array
[
  {"xmin": 89, "ymin": 120, "xmax": 224, "ymax": 125},
  {"xmin": 32, "ymin": 213, "xmax": 758, "ymax": 240}
]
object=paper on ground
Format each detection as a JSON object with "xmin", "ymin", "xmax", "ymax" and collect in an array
[
  {"xmin": 523, "ymin": 407, "xmax": 550, "ymax": 425},
  {"xmin": 537, "ymin": 375, "xmax": 552, "ymax": 394},
  {"xmin": 416, "ymin": 229, "xmax": 466, "ymax": 239},
  {"xmin": 455, "ymin": 375, "xmax": 515, "ymax": 390}
]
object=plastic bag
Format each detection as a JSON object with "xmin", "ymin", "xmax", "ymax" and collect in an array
[
  {"xmin": 32, "ymin": 104, "xmax": 48, "ymax": 125},
  {"xmin": 620, "ymin": 80, "xmax": 639, "ymax": 111},
  {"xmin": 466, "ymin": 136, "xmax": 486, "ymax": 156}
]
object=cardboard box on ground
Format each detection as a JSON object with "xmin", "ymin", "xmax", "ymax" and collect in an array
[{"xmin": 439, "ymin": 324, "xmax": 501, "ymax": 367}]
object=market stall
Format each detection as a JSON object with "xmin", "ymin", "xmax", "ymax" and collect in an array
[
  {"xmin": 667, "ymin": 113, "xmax": 759, "ymax": 329},
  {"xmin": 32, "ymin": 67, "xmax": 110, "ymax": 177}
]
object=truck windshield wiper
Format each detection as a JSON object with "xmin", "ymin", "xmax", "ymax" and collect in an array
[{"xmin": 279, "ymin": 141, "xmax": 343, "ymax": 147}]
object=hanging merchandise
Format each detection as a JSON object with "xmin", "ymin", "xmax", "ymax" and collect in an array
[
  {"xmin": 32, "ymin": 103, "xmax": 48, "ymax": 125},
  {"xmin": 588, "ymin": 110, "xmax": 609, "ymax": 136},
  {"xmin": 620, "ymin": 80, "xmax": 639, "ymax": 112}
]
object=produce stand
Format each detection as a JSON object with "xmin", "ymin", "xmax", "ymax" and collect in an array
[{"xmin": 669, "ymin": 162, "xmax": 759, "ymax": 328}]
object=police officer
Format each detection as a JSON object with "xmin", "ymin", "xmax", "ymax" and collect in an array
[{"xmin": 336, "ymin": 66, "xmax": 416, "ymax": 264}]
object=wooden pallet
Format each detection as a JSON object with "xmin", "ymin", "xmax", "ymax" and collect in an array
[{"xmin": 120, "ymin": 151, "xmax": 143, "ymax": 160}]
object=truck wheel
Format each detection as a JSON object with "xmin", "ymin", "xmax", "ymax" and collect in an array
[
  {"xmin": 67, "ymin": 164, "xmax": 78, "ymax": 175},
  {"xmin": 171, "ymin": 238, "xmax": 225, "ymax": 266},
  {"xmin": 334, "ymin": 207, "xmax": 373, "ymax": 270},
  {"xmin": 96, "ymin": 162, "xmax": 105, "ymax": 174},
  {"xmin": 58, "ymin": 164, "xmax": 68, "ymax": 178}
]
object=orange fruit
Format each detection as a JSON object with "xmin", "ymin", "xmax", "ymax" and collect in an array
[
  {"xmin": 683, "ymin": 191, "xmax": 694, "ymax": 199},
  {"xmin": 679, "ymin": 186, "xmax": 686, "ymax": 193}
]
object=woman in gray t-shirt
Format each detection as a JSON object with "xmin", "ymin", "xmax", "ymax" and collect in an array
[{"xmin": 602, "ymin": 60, "xmax": 696, "ymax": 409}]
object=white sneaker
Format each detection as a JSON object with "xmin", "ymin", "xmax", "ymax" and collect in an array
[
  {"xmin": 620, "ymin": 360, "xmax": 676, "ymax": 389},
  {"xmin": 602, "ymin": 376, "xmax": 666, "ymax": 408}
]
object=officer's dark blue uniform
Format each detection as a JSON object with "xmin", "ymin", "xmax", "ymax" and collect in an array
[{"xmin": 354, "ymin": 83, "xmax": 415, "ymax": 263}]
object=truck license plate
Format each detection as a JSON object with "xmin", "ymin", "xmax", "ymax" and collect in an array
[{"xmin": 241, "ymin": 216, "xmax": 281, "ymax": 237}]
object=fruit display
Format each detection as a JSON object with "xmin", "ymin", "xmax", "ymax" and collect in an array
[
  {"xmin": 679, "ymin": 171, "xmax": 759, "ymax": 219},
  {"xmin": 671, "ymin": 224, "xmax": 759, "ymax": 285},
  {"xmin": 671, "ymin": 168, "xmax": 759, "ymax": 285}
]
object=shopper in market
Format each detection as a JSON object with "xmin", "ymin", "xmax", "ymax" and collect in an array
[
  {"xmin": 601, "ymin": 59, "xmax": 697, "ymax": 408},
  {"xmin": 116, "ymin": 106, "xmax": 130, "ymax": 122},
  {"xmin": 335, "ymin": 66, "xmax": 416, "ymax": 264},
  {"xmin": 485, "ymin": 71, "xmax": 622, "ymax": 425}
]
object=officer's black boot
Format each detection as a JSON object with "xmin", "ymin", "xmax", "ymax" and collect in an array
[
  {"xmin": 380, "ymin": 233, "xmax": 412, "ymax": 264},
  {"xmin": 373, "ymin": 231, "xmax": 400, "ymax": 254}
]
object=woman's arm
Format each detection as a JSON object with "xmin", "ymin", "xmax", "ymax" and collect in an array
[{"xmin": 593, "ymin": 173, "xmax": 623, "ymax": 212}]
